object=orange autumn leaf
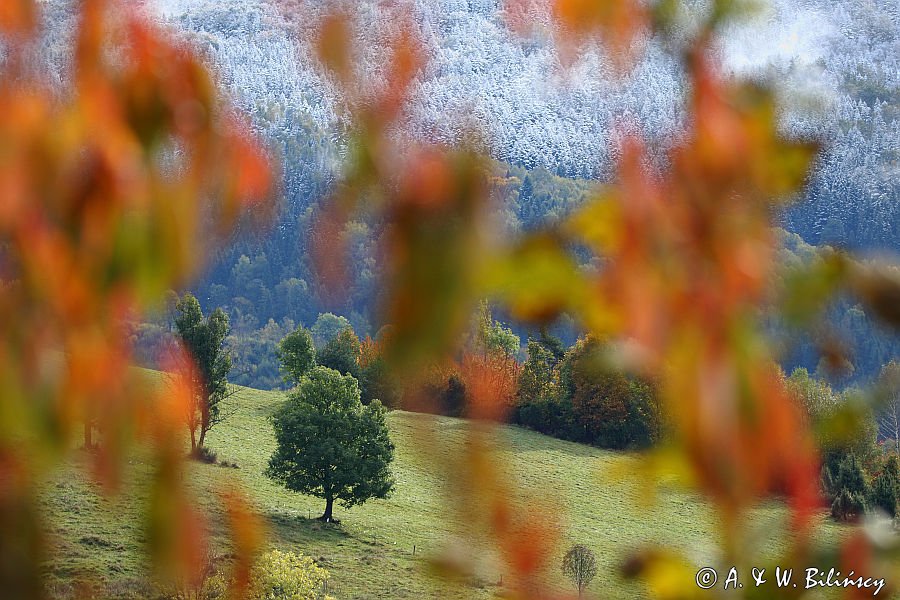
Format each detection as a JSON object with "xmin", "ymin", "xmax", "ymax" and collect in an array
[
  {"xmin": 315, "ymin": 11, "xmax": 353, "ymax": 82},
  {"xmin": 460, "ymin": 351, "xmax": 520, "ymax": 422},
  {"xmin": 222, "ymin": 487, "xmax": 266, "ymax": 599},
  {"xmin": 0, "ymin": 0, "xmax": 36, "ymax": 36},
  {"xmin": 553, "ymin": 0, "xmax": 647, "ymax": 43}
]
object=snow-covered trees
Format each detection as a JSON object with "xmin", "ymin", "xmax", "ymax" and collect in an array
[{"xmin": 135, "ymin": 0, "xmax": 899, "ymax": 253}]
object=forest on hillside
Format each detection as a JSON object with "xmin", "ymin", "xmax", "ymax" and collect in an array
[
  {"xmin": 46, "ymin": 0, "xmax": 887, "ymax": 388},
  {"xmin": 147, "ymin": 0, "xmax": 900, "ymax": 249}
]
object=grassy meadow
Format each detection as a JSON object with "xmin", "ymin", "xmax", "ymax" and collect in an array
[{"xmin": 41, "ymin": 381, "xmax": 845, "ymax": 599}]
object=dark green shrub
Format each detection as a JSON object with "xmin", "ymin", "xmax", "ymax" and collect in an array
[
  {"xmin": 316, "ymin": 328, "xmax": 361, "ymax": 380},
  {"xmin": 870, "ymin": 471, "xmax": 898, "ymax": 517},
  {"xmin": 192, "ymin": 446, "xmax": 218, "ymax": 464},
  {"xmin": 869, "ymin": 456, "xmax": 900, "ymax": 517},
  {"xmin": 358, "ymin": 352, "xmax": 399, "ymax": 408},
  {"xmin": 826, "ymin": 452, "xmax": 870, "ymax": 522},
  {"xmin": 831, "ymin": 488, "xmax": 867, "ymax": 522}
]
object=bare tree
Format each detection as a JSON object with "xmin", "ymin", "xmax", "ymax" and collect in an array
[
  {"xmin": 562, "ymin": 544, "xmax": 598, "ymax": 599},
  {"xmin": 879, "ymin": 361, "xmax": 900, "ymax": 457}
]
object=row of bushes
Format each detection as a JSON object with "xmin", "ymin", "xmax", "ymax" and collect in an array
[
  {"xmin": 511, "ymin": 337, "xmax": 661, "ymax": 450},
  {"xmin": 419, "ymin": 333, "xmax": 662, "ymax": 451},
  {"xmin": 165, "ymin": 549, "xmax": 332, "ymax": 600}
]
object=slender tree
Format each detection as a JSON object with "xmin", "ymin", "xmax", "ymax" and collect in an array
[
  {"xmin": 517, "ymin": 339, "xmax": 558, "ymax": 407},
  {"xmin": 562, "ymin": 544, "xmax": 598, "ymax": 598},
  {"xmin": 472, "ymin": 301, "xmax": 520, "ymax": 359},
  {"xmin": 173, "ymin": 293, "xmax": 234, "ymax": 453},
  {"xmin": 878, "ymin": 361, "xmax": 900, "ymax": 457},
  {"xmin": 266, "ymin": 366, "xmax": 395, "ymax": 522},
  {"xmin": 83, "ymin": 415, "xmax": 96, "ymax": 450}
]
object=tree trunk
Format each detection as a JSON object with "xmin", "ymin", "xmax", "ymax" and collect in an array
[
  {"xmin": 201, "ymin": 404, "xmax": 210, "ymax": 445},
  {"xmin": 190, "ymin": 427, "xmax": 197, "ymax": 453},
  {"xmin": 198, "ymin": 426, "xmax": 207, "ymax": 451},
  {"xmin": 83, "ymin": 420, "xmax": 93, "ymax": 450},
  {"xmin": 321, "ymin": 496, "xmax": 334, "ymax": 522}
]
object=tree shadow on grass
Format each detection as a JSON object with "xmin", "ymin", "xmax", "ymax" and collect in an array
[{"xmin": 266, "ymin": 509, "xmax": 352, "ymax": 547}]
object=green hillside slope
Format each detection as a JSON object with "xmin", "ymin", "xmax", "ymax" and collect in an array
[{"xmin": 41, "ymin": 383, "xmax": 843, "ymax": 599}]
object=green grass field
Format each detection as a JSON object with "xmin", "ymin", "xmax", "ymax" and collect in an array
[{"xmin": 41, "ymin": 382, "xmax": 845, "ymax": 599}]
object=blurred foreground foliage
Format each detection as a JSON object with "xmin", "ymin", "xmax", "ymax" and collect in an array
[
  {"xmin": 0, "ymin": 0, "xmax": 271, "ymax": 596},
  {"xmin": 1, "ymin": 0, "xmax": 899, "ymax": 598}
]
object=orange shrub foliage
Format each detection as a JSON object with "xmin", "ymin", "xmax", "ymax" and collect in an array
[
  {"xmin": 460, "ymin": 350, "xmax": 521, "ymax": 422},
  {"xmin": 358, "ymin": 335, "xmax": 381, "ymax": 370}
]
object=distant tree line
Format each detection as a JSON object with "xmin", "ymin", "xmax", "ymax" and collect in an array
[
  {"xmin": 168, "ymin": 209, "xmax": 897, "ymax": 394},
  {"xmin": 145, "ymin": 289, "xmax": 899, "ymax": 520}
]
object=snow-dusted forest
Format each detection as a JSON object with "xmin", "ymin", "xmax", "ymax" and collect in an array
[
  {"xmin": 142, "ymin": 0, "xmax": 900, "ymax": 251},
  {"xmin": 33, "ymin": 0, "xmax": 898, "ymax": 249},
  {"xmin": 28, "ymin": 0, "xmax": 898, "ymax": 385}
]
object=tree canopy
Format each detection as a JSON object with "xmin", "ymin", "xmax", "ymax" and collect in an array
[
  {"xmin": 277, "ymin": 326, "xmax": 317, "ymax": 386},
  {"xmin": 561, "ymin": 544, "xmax": 598, "ymax": 598},
  {"xmin": 316, "ymin": 327, "xmax": 362, "ymax": 380},
  {"xmin": 266, "ymin": 366, "xmax": 395, "ymax": 522}
]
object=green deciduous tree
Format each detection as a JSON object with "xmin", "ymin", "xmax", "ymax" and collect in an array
[
  {"xmin": 571, "ymin": 366, "xmax": 632, "ymax": 449},
  {"xmin": 277, "ymin": 326, "xmax": 317, "ymax": 386},
  {"xmin": 537, "ymin": 327, "xmax": 566, "ymax": 365},
  {"xmin": 266, "ymin": 366, "xmax": 395, "ymax": 522},
  {"xmin": 473, "ymin": 301, "xmax": 520, "ymax": 359},
  {"xmin": 517, "ymin": 339, "xmax": 558, "ymax": 407},
  {"xmin": 173, "ymin": 293, "xmax": 234, "ymax": 453},
  {"xmin": 787, "ymin": 368, "xmax": 880, "ymax": 473},
  {"xmin": 358, "ymin": 337, "xmax": 400, "ymax": 407},
  {"xmin": 310, "ymin": 313, "xmax": 353, "ymax": 348},
  {"xmin": 316, "ymin": 327, "xmax": 361, "ymax": 380},
  {"xmin": 563, "ymin": 337, "xmax": 660, "ymax": 449}
]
